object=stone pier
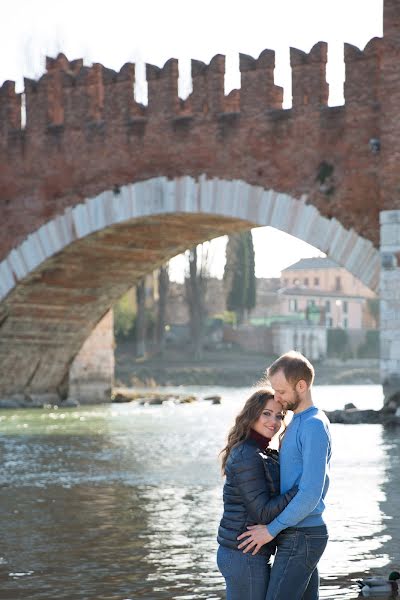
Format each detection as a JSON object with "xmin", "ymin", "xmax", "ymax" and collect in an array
[
  {"xmin": 68, "ymin": 311, "xmax": 115, "ymax": 404},
  {"xmin": 380, "ymin": 210, "xmax": 400, "ymax": 410}
]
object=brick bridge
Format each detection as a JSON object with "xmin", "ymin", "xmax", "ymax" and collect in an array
[{"xmin": 1, "ymin": 0, "xmax": 400, "ymax": 406}]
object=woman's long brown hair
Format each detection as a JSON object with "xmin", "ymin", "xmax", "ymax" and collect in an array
[{"xmin": 220, "ymin": 388, "xmax": 285, "ymax": 475}]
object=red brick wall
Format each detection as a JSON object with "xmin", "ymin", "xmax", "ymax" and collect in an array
[{"xmin": 2, "ymin": 1, "xmax": 400, "ymax": 262}]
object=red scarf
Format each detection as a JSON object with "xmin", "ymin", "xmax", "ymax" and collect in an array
[{"xmin": 249, "ymin": 428, "xmax": 271, "ymax": 450}]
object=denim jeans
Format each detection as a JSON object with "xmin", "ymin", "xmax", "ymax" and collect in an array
[
  {"xmin": 265, "ymin": 525, "xmax": 328, "ymax": 600},
  {"xmin": 217, "ymin": 545, "xmax": 271, "ymax": 600}
]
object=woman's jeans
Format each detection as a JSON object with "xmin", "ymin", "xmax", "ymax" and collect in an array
[
  {"xmin": 265, "ymin": 525, "xmax": 329, "ymax": 600},
  {"xmin": 217, "ymin": 545, "xmax": 271, "ymax": 600}
]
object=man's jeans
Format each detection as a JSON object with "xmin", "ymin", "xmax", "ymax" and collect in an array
[
  {"xmin": 265, "ymin": 525, "xmax": 328, "ymax": 600},
  {"xmin": 217, "ymin": 545, "xmax": 271, "ymax": 600}
]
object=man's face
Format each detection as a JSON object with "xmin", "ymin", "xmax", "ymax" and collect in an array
[{"xmin": 268, "ymin": 369, "xmax": 302, "ymax": 412}]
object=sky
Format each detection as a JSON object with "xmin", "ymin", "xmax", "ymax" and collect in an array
[{"xmin": 1, "ymin": 0, "xmax": 384, "ymax": 280}]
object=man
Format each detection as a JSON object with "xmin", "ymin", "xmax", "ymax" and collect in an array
[{"xmin": 238, "ymin": 351, "xmax": 331, "ymax": 600}]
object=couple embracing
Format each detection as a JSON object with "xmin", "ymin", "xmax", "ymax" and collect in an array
[{"xmin": 217, "ymin": 351, "xmax": 332, "ymax": 600}]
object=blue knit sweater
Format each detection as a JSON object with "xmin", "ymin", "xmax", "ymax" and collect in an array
[{"xmin": 268, "ymin": 405, "xmax": 332, "ymax": 537}]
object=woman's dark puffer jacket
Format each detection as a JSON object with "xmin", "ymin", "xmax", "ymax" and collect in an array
[{"xmin": 217, "ymin": 438, "xmax": 297, "ymax": 555}]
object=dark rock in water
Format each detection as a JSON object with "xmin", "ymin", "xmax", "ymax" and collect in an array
[
  {"xmin": 344, "ymin": 402, "xmax": 357, "ymax": 410},
  {"xmin": 112, "ymin": 388, "xmax": 199, "ymax": 406},
  {"xmin": 204, "ymin": 395, "xmax": 222, "ymax": 404},
  {"xmin": 176, "ymin": 396, "xmax": 197, "ymax": 404},
  {"xmin": 112, "ymin": 392, "xmax": 131, "ymax": 403},
  {"xmin": 383, "ymin": 373, "xmax": 400, "ymax": 409},
  {"xmin": 141, "ymin": 397, "xmax": 165, "ymax": 405},
  {"xmin": 325, "ymin": 407, "xmax": 400, "ymax": 425},
  {"xmin": 325, "ymin": 409, "xmax": 381, "ymax": 424}
]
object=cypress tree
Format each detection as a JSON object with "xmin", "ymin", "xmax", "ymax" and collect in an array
[{"xmin": 224, "ymin": 230, "xmax": 256, "ymax": 324}]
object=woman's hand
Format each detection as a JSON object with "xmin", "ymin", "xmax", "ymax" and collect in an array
[{"xmin": 237, "ymin": 524, "xmax": 275, "ymax": 555}]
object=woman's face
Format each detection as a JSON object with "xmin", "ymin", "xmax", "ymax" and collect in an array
[{"xmin": 252, "ymin": 397, "xmax": 284, "ymax": 438}]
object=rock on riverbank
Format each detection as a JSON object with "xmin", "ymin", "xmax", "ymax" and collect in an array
[
  {"xmin": 325, "ymin": 406, "xmax": 400, "ymax": 425},
  {"xmin": 111, "ymin": 388, "xmax": 221, "ymax": 405}
]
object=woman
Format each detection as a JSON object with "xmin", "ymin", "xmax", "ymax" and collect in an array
[{"xmin": 217, "ymin": 388, "xmax": 297, "ymax": 600}]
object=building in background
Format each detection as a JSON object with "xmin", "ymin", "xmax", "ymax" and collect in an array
[
  {"xmin": 226, "ymin": 258, "xmax": 378, "ymax": 360},
  {"xmin": 279, "ymin": 257, "xmax": 377, "ymax": 329}
]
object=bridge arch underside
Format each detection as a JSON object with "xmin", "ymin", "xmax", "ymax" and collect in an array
[{"xmin": 0, "ymin": 177, "xmax": 380, "ymax": 402}]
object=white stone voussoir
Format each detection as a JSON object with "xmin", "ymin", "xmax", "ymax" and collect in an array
[{"xmin": 0, "ymin": 176, "xmax": 380, "ymax": 302}]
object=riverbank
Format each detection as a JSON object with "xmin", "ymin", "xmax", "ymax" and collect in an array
[{"xmin": 115, "ymin": 341, "xmax": 380, "ymax": 388}]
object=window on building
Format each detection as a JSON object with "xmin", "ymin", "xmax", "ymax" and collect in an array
[
  {"xmin": 343, "ymin": 300, "xmax": 348, "ymax": 314},
  {"xmin": 307, "ymin": 299, "xmax": 316, "ymax": 307},
  {"xmin": 304, "ymin": 278, "xmax": 309, "ymax": 286},
  {"xmin": 293, "ymin": 278, "xmax": 300, "ymax": 286},
  {"xmin": 325, "ymin": 300, "xmax": 331, "ymax": 312},
  {"xmin": 335, "ymin": 276, "xmax": 342, "ymax": 291},
  {"xmin": 343, "ymin": 317, "xmax": 348, "ymax": 329},
  {"xmin": 314, "ymin": 277, "xmax": 319, "ymax": 286},
  {"xmin": 327, "ymin": 317, "xmax": 333, "ymax": 327},
  {"xmin": 283, "ymin": 278, "xmax": 288, "ymax": 286},
  {"xmin": 289, "ymin": 299, "xmax": 298, "ymax": 312}
]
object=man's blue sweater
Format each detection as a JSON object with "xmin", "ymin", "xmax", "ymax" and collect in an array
[{"xmin": 268, "ymin": 405, "xmax": 332, "ymax": 538}]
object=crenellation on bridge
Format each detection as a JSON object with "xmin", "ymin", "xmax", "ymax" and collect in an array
[
  {"xmin": 0, "ymin": 80, "xmax": 21, "ymax": 137},
  {"xmin": 0, "ymin": 36, "xmax": 392, "ymax": 149},
  {"xmin": 146, "ymin": 58, "xmax": 180, "ymax": 115},
  {"xmin": 239, "ymin": 49, "xmax": 283, "ymax": 115},
  {"xmin": 190, "ymin": 54, "xmax": 226, "ymax": 115},
  {"xmin": 344, "ymin": 38, "xmax": 383, "ymax": 105},
  {"xmin": 24, "ymin": 76, "xmax": 52, "ymax": 131},
  {"xmin": 46, "ymin": 53, "xmax": 83, "ymax": 75},
  {"xmin": 239, "ymin": 50, "xmax": 283, "ymax": 112},
  {"xmin": 290, "ymin": 42, "xmax": 329, "ymax": 109}
]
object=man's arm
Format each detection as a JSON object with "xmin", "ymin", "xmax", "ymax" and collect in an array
[{"xmin": 267, "ymin": 418, "xmax": 330, "ymax": 537}]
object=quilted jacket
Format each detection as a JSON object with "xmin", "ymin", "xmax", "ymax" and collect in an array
[{"xmin": 217, "ymin": 438, "xmax": 297, "ymax": 555}]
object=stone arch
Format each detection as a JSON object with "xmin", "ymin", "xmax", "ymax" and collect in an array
[
  {"xmin": 0, "ymin": 176, "xmax": 380, "ymax": 302},
  {"xmin": 0, "ymin": 176, "xmax": 380, "ymax": 400}
]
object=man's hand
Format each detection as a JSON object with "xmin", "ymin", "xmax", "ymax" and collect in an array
[{"xmin": 237, "ymin": 524, "xmax": 275, "ymax": 555}]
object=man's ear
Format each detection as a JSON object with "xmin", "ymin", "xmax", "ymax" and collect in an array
[{"xmin": 296, "ymin": 379, "xmax": 307, "ymax": 394}]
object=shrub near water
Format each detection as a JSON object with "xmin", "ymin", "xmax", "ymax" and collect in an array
[{"xmin": 114, "ymin": 293, "xmax": 136, "ymax": 339}]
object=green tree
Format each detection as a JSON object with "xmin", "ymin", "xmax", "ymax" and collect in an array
[
  {"xmin": 114, "ymin": 291, "xmax": 136, "ymax": 339},
  {"xmin": 224, "ymin": 230, "xmax": 256, "ymax": 324}
]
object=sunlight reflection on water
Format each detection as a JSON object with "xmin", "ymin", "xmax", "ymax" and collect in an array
[{"xmin": 0, "ymin": 384, "xmax": 398, "ymax": 599}]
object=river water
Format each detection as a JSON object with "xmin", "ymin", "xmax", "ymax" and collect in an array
[{"xmin": 0, "ymin": 384, "xmax": 399, "ymax": 600}]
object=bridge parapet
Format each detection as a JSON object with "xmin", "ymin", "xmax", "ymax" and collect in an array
[{"xmin": 0, "ymin": 40, "xmax": 374, "ymax": 140}]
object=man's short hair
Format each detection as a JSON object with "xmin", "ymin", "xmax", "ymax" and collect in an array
[{"xmin": 267, "ymin": 350, "xmax": 315, "ymax": 387}]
